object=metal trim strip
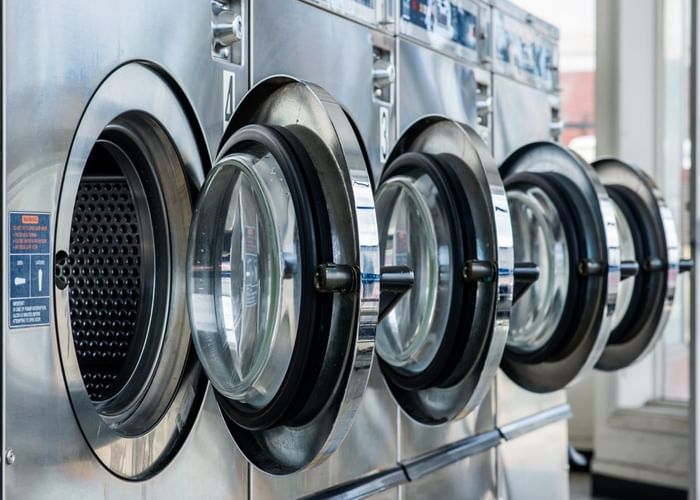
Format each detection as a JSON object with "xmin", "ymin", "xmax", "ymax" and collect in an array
[
  {"xmin": 302, "ymin": 469, "xmax": 408, "ymax": 500},
  {"xmin": 498, "ymin": 403, "xmax": 573, "ymax": 441},
  {"xmin": 401, "ymin": 429, "xmax": 502, "ymax": 481},
  {"xmin": 305, "ymin": 404, "xmax": 572, "ymax": 498}
]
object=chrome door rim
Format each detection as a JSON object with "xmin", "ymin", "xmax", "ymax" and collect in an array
[
  {"xmin": 500, "ymin": 142, "xmax": 619, "ymax": 392},
  {"xmin": 378, "ymin": 116, "xmax": 514, "ymax": 424},
  {"xmin": 593, "ymin": 157, "xmax": 679, "ymax": 370}
]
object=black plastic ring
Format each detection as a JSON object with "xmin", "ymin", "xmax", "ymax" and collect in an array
[
  {"xmin": 605, "ymin": 186, "xmax": 664, "ymax": 345},
  {"xmin": 502, "ymin": 171, "xmax": 588, "ymax": 364}
]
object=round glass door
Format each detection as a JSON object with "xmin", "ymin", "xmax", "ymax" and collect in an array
[
  {"xmin": 188, "ymin": 143, "xmax": 302, "ymax": 409},
  {"xmin": 507, "ymin": 186, "xmax": 570, "ymax": 354},
  {"xmin": 593, "ymin": 158, "xmax": 680, "ymax": 371},
  {"xmin": 376, "ymin": 117, "xmax": 513, "ymax": 425},
  {"xmin": 187, "ymin": 77, "xmax": 380, "ymax": 474},
  {"xmin": 500, "ymin": 143, "xmax": 618, "ymax": 393},
  {"xmin": 375, "ymin": 168, "xmax": 454, "ymax": 375}
]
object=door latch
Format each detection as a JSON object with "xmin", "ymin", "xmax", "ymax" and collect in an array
[
  {"xmin": 314, "ymin": 264, "xmax": 414, "ymax": 323},
  {"xmin": 212, "ymin": 0, "xmax": 244, "ymax": 64}
]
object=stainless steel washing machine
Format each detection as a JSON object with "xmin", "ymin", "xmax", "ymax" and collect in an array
[
  {"xmin": 489, "ymin": 2, "xmax": 573, "ymax": 498},
  {"xmin": 3, "ymin": 1, "xmax": 249, "ymax": 497},
  {"xmin": 388, "ymin": 1, "xmax": 505, "ymax": 498},
  {"xmin": 367, "ymin": 1, "xmax": 574, "ymax": 497},
  {"xmin": 3, "ymin": 0, "xmax": 400, "ymax": 497},
  {"xmin": 241, "ymin": 2, "xmax": 400, "ymax": 498},
  {"xmin": 247, "ymin": 3, "xmax": 525, "ymax": 498}
]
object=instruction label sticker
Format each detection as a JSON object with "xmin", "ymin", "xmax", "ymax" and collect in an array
[{"xmin": 9, "ymin": 212, "xmax": 51, "ymax": 329}]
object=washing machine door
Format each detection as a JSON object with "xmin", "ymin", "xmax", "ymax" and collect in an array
[
  {"xmin": 593, "ymin": 158, "xmax": 681, "ymax": 370},
  {"xmin": 186, "ymin": 77, "xmax": 380, "ymax": 474},
  {"xmin": 375, "ymin": 116, "xmax": 514, "ymax": 425},
  {"xmin": 500, "ymin": 142, "xmax": 618, "ymax": 393}
]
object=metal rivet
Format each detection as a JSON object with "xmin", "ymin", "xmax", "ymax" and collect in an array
[{"xmin": 6, "ymin": 449, "xmax": 16, "ymax": 465}]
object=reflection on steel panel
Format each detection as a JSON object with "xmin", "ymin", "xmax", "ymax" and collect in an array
[
  {"xmin": 492, "ymin": 74, "xmax": 554, "ymax": 161},
  {"xmin": 397, "ymin": 39, "xmax": 478, "ymax": 131}
]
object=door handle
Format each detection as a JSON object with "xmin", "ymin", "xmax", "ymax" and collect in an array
[{"xmin": 378, "ymin": 266, "xmax": 414, "ymax": 323}]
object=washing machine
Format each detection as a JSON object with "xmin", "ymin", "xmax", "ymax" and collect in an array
[
  {"xmin": 386, "ymin": 1, "xmax": 506, "ymax": 498},
  {"xmin": 3, "ymin": 1, "xmax": 247, "ymax": 497},
  {"xmin": 368, "ymin": 1, "xmax": 569, "ymax": 497},
  {"xmin": 3, "ymin": 0, "xmax": 407, "ymax": 497},
  {"xmin": 247, "ymin": 3, "xmax": 527, "ymax": 498},
  {"xmin": 246, "ymin": 1, "xmax": 533, "ymax": 498},
  {"xmin": 490, "ymin": 1, "xmax": 575, "ymax": 498},
  {"xmin": 238, "ymin": 2, "xmax": 401, "ymax": 498}
]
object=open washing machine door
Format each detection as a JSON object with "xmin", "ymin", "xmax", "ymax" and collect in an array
[
  {"xmin": 374, "ymin": 116, "xmax": 515, "ymax": 425},
  {"xmin": 54, "ymin": 63, "xmax": 212, "ymax": 481},
  {"xmin": 593, "ymin": 158, "xmax": 691, "ymax": 371},
  {"xmin": 499, "ymin": 142, "xmax": 620, "ymax": 393},
  {"xmin": 185, "ymin": 77, "xmax": 384, "ymax": 475}
]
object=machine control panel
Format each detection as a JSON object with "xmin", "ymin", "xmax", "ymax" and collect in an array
[
  {"xmin": 492, "ymin": 7, "xmax": 559, "ymax": 93},
  {"xmin": 399, "ymin": 0, "xmax": 490, "ymax": 66},
  {"xmin": 300, "ymin": 0, "xmax": 394, "ymax": 30}
]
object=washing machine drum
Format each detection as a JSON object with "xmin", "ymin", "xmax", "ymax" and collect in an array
[
  {"xmin": 499, "ymin": 142, "xmax": 618, "ymax": 393},
  {"xmin": 593, "ymin": 158, "xmax": 680, "ymax": 371},
  {"xmin": 187, "ymin": 77, "xmax": 379, "ymax": 475},
  {"xmin": 375, "ymin": 117, "xmax": 514, "ymax": 425}
]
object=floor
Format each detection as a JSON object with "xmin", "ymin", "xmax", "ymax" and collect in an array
[{"xmin": 570, "ymin": 471, "xmax": 612, "ymax": 500}]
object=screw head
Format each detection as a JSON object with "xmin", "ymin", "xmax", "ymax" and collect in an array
[{"xmin": 6, "ymin": 449, "xmax": 15, "ymax": 465}]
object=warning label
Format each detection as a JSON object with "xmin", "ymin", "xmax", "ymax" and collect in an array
[{"xmin": 9, "ymin": 212, "xmax": 51, "ymax": 329}]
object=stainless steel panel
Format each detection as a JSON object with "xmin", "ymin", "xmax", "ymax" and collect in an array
[
  {"xmin": 496, "ymin": 372, "xmax": 567, "ymax": 425},
  {"xmin": 251, "ymin": 0, "xmax": 396, "ymax": 183},
  {"xmin": 300, "ymin": 0, "xmax": 395, "ymax": 32},
  {"xmin": 397, "ymin": 39, "xmax": 478, "ymax": 132},
  {"xmin": 399, "ymin": 449, "xmax": 498, "ymax": 499},
  {"xmin": 496, "ymin": 373, "xmax": 569, "ymax": 500},
  {"xmin": 492, "ymin": 74, "xmax": 556, "ymax": 161},
  {"xmin": 3, "ymin": 0, "xmax": 250, "ymax": 497},
  {"xmin": 497, "ymin": 407, "xmax": 569, "ymax": 500},
  {"xmin": 397, "ymin": 0, "xmax": 489, "ymax": 66},
  {"xmin": 399, "ymin": 390, "xmax": 496, "ymax": 460},
  {"xmin": 491, "ymin": 0, "xmax": 560, "ymax": 39},
  {"xmin": 250, "ymin": 363, "xmax": 399, "ymax": 499},
  {"xmin": 491, "ymin": 1, "xmax": 560, "ymax": 93}
]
